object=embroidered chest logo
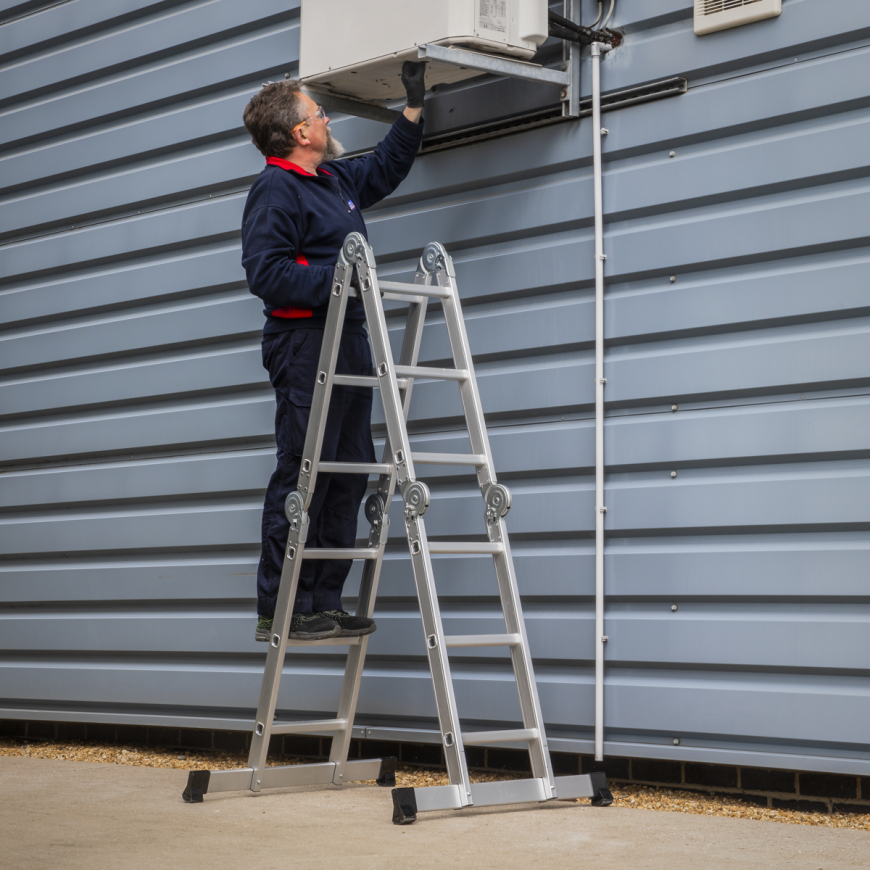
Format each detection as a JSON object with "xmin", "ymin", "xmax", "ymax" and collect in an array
[{"xmin": 347, "ymin": 200, "xmax": 356, "ymax": 211}]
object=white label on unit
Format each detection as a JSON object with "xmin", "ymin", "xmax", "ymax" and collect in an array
[
  {"xmin": 479, "ymin": 0, "xmax": 507, "ymax": 34},
  {"xmin": 694, "ymin": 0, "xmax": 781, "ymax": 36}
]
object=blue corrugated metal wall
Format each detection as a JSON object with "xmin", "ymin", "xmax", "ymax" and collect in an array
[{"xmin": 2, "ymin": 0, "xmax": 869, "ymax": 775}]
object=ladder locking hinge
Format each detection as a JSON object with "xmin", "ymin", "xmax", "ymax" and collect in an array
[
  {"xmin": 483, "ymin": 483, "xmax": 512, "ymax": 525},
  {"xmin": 401, "ymin": 480, "xmax": 430, "ymax": 518}
]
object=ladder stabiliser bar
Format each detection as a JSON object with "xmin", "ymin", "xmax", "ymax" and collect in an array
[
  {"xmin": 391, "ymin": 773, "xmax": 614, "ymax": 824},
  {"xmin": 180, "ymin": 233, "xmax": 611, "ymax": 822}
]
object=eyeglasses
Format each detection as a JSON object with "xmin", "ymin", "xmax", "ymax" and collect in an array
[{"xmin": 291, "ymin": 105, "xmax": 327, "ymax": 134}]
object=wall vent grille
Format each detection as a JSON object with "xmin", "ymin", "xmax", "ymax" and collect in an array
[{"xmin": 695, "ymin": 0, "xmax": 781, "ymax": 35}]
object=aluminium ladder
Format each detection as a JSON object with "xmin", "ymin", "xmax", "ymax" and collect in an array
[{"xmin": 182, "ymin": 233, "xmax": 613, "ymax": 823}]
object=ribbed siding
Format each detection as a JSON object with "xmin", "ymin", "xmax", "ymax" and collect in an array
[{"xmin": 1, "ymin": 0, "xmax": 869, "ymax": 773}]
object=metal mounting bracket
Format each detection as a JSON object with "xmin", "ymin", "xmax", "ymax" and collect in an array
[{"xmin": 415, "ymin": 0, "xmax": 596, "ymax": 120}]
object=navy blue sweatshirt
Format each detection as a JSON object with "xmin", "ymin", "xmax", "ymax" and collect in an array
[{"xmin": 241, "ymin": 113, "xmax": 424, "ymax": 335}]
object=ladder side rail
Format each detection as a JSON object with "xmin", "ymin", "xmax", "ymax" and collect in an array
[
  {"xmin": 246, "ymin": 258, "xmax": 353, "ymax": 788},
  {"xmin": 405, "ymin": 513, "xmax": 473, "ymax": 805},
  {"xmin": 488, "ymin": 520, "xmax": 556, "ymax": 793},
  {"xmin": 430, "ymin": 246, "xmax": 497, "ymax": 491},
  {"xmin": 296, "ymin": 258, "xmax": 355, "ymax": 507},
  {"xmin": 328, "ymin": 245, "xmax": 431, "ymax": 778},
  {"xmin": 358, "ymin": 236, "xmax": 473, "ymax": 805},
  {"xmin": 353, "ymin": 238, "xmax": 419, "ymax": 489}
]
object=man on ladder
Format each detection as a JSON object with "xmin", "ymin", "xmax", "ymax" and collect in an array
[{"xmin": 241, "ymin": 63, "xmax": 427, "ymax": 642}]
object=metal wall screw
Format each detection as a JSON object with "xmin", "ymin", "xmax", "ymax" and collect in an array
[
  {"xmin": 673, "ymin": 738, "xmax": 681, "ymax": 745},
  {"xmin": 671, "ymin": 604, "xmax": 678, "ymax": 612},
  {"xmin": 669, "ymin": 275, "xmax": 677, "ymax": 283},
  {"xmin": 671, "ymin": 404, "xmax": 679, "ymax": 412},
  {"xmin": 669, "ymin": 151, "xmax": 676, "ymax": 158},
  {"xmin": 670, "ymin": 471, "xmax": 677, "ymax": 479}
]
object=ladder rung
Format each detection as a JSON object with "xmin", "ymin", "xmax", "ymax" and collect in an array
[
  {"xmin": 378, "ymin": 280, "xmax": 451, "ymax": 299},
  {"xmin": 444, "ymin": 633, "xmax": 521, "ymax": 648},
  {"xmin": 427, "ymin": 542, "xmax": 505, "ymax": 555},
  {"xmin": 271, "ymin": 718, "xmax": 347, "ymax": 735},
  {"xmin": 286, "ymin": 635, "xmax": 361, "ymax": 647},
  {"xmin": 333, "ymin": 374, "xmax": 410, "ymax": 389},
  {"xmin": 412, "ymin": 452, "xmax": 487, "ymax": 466},
  {"xmin": 395, "ymin": 365, "xmax": 468, "ymax": 382},
  {"xmin": 319, "ymin": 461, "xmax": 393, "ymax": 475},
  {"xmin": 303, "ymin": 548, "xmax": 379, "ymax": 559},
  {"xmin": 461, "ymin": 728, "xmax": 539, "ymax": 746}
]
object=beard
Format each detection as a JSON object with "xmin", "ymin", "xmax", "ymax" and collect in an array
[{"xmin": 322, "ymin": 128, "xmax": 345, "ymax": 162}]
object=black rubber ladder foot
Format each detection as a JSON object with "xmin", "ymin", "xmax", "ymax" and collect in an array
[
  {"xmin": 391, "ymin": 787, "xmax": 418, "ymax": 824},
  {"xmin": 589, "ymin": 771, "xmax": 614, "ymax": 807},
  {"xmin": 182, "ymin": 770, "xmax": 211, "ymax": 803},
  {"xmin": 376, "ymin": 756, "xmax": 397, "ymax": 787}
]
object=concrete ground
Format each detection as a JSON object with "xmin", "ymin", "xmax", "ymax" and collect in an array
[{"xmin": 2, "ymin": 757, "xmax": 868, "ymax": 870}]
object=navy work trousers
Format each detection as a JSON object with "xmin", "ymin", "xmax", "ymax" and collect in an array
[{"xmin": 257, "ymin": 327, "xmax": 375, "ymax": 618}]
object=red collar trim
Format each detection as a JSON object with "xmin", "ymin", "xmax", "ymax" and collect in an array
[{"xmin": 266, "ymin": 156, "xmax": 332, "ymax": 176}]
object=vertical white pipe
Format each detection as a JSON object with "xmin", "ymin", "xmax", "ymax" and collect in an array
[{"xmin": 591, "ymin": 41, "xmax": 607, "ymax": 763}]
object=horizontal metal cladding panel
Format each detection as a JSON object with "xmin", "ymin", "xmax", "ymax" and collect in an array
[
  {"xmin": 6, "ymin": 396, "xmax": 870, "ymax": 504},
  {"xmin": 4, "ymin": 606, "xmax": 869, "ymax": 674},
  {"xmin": 4, "ymin": 532, "xmax": 870, "ymax": 603},
  {"xmin": 8, "ymin": 76, "xmax": 870, "ymax": 243},
  {"xmin": 0, "ymin": 141, "xmax": 262, "ymax": 242},
  {"xmin": 0, "ymin": 0, "xmax": 296, "ymax": 108},
  {"xmin": 2, "ymin": 660, "xmax": 870, "ymax": 755},
  {"xmin": 5, "ymin": 42, "xmax": 870, "ymax": 280},
  {"xmin": 1, "ymin": 1, "xmax": 175, "ymax": 56},
  {"xmin": 0, "ymin": 23, "xmax": 300, "ymax": 151},
  {"xmin": 7, "ymin": 243, "xmax": 870, "ymax": 391},
  {"xmin": 1, "ymin": 293, "xmax": 262, "ymax": 373},
  {"xmin": 5, "ymin": 461, "xmax": 870, "ymax": 556},
  {"xmin": 4, "ymin": 311, "xmax": 870, "ymax": 422}
]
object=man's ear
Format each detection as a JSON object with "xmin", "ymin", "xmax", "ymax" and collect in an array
[{"xmin": 293, "ymin": 127, "xmax": 311, "ymax": 149}]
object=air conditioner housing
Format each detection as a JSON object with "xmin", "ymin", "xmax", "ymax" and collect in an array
[
  {"xmin": 300, "ymin": 0, "xmax": 549, "ymax": 102},
  {"xmin": 694, "ymin": 0, "xmax": 781, "ymax": 36}
]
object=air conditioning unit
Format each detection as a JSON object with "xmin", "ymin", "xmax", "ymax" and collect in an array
[
  {"xmin": 300, "ymin": 0, "xmax": 550, "ymax": 102},
  {"xmin": 694, "ymin": 0, "xmax": 781, "ymax": 36}
]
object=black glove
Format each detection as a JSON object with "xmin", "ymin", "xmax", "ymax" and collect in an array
[{"xmin": 401, "ymin": 61, "xmax": 426, "ymax": 109}]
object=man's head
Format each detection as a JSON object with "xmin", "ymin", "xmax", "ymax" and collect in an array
[{"xmin": 243, "ymin": 80, "xmax": 344, "ymax": 165}]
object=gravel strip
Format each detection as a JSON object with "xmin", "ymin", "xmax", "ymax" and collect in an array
[{"xmin": 3, "ymin": 738, "xmax": 868, "ymax": 831}]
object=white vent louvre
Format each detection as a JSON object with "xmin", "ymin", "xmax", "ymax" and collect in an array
[{"xmin": 694, "ymin": 0, "xmax": 781, "ymax": 35}]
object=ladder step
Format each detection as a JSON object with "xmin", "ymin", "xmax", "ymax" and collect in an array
[
  {"xmin": 395, "ymin": 365, "xmax": 468, "ymax": 382},
  {"xmin": 286, "ymin": 635, "xmax": 361, "ymax": 647},
  {"xmin": 412, "ymin": 452, "xmax": 486, "ymax": 466},
  {"xmin": 303, "ymin": 548, "xmax": 379, "ymax": 560},
  {"xmin": 444, "ymin": 633, "xmax": 521, "ymax": 648},
  {"xmin": 271, "ymin": 718, "xmax": 347, "ymax": 735},
  {"xmin": 427, "ymin": 542, "xmax": 505, "ymax": 554},
  {"xmin": 378, "ymin": 280, "xmax": 451, "ymax": 299},
  {"xmin": 319, "ymin": 461, "xmax": 393, "ymax": 475},
  {"xmin": 461, "ymin": 728, "xmax": 539, "ymax": 746},
  {"xmin": 333, "ymin": 374, "xmax": 410, "ymax": 388}
]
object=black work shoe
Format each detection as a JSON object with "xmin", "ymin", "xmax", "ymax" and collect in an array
[
  {"xmin": 316, "ymin": 609, "xmax": 377, "ymax": 637},
  {"xmin": 288, "ymin": 612, "xmax": 341, "ymax": 640},
  {"xmin": 255, "ymin": 616, "xmax": 273, "ymax": 642}
]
